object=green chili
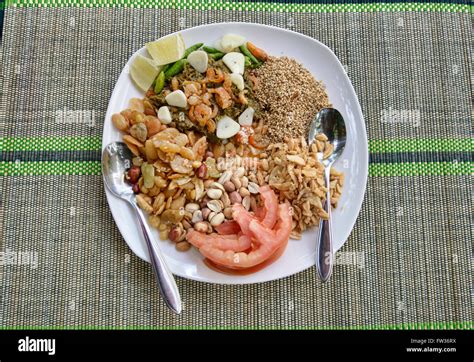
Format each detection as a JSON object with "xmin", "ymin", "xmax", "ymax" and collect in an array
[
  {"xmin": 239, "ymin": 44, "xmax": 260, "ymax": 65},
  {"xmin": 244, "ymin": 56, "xmax": 252, "ymax": 68},
  {"xmin": 209, "ymin": 52, "xmax": 225, "ymax": 61},
  {"xmin": 164, "ymin": 59, "xmax": 187, "ymax": 80},
  {"xmin": 183, "ymin": 43, "xmax": 204, "ymax": 58},
  {"xmin": 153, "ymin": 71, "xmax": 165, "ymax": 94},
  {"xmin": 203, "ymin": 46, "xmax": 221, "ymax": 54}
]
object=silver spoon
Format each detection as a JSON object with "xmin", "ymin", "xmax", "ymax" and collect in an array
[
  {"xmin": 102, "ymin": 142, "xmax": 182, "ymax": 314},
  {"xmin": 308, "ymin": 108, "xmax": 347, "ymax": 282}
]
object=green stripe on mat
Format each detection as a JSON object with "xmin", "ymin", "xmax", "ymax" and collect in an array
[
  {"xmin": 4, "ymin": 0, "xmax": 470, "ymax": 13},
  {"xmin": 0, "ymin": 161, "xmax": 101, "ymax": 175},
  {"xmin": 0, "ymin": 321, "xmax": 472, "ymax": 330},
  {"xmin": 369, "ymin": 161, "xmax": 472, "ymax": 176},
  {"xmin": 1, "ymin": 137, "xmax": 472, "ymax": 152},
  {"xmin": 369, "ymin": 138, "xmax": 473, "ymax": 153},
  {"xmin": 1, "ymin": 160, "xmax": 471, "ymax": 176},
  {"xmin": 0, "ymin": 136, "xmax": 102, "ymax": 151}
]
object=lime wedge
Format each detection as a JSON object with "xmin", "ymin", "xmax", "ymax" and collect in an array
[
  {"xmin": 130, "ymin": 54, "xmax": 161, "ymax": 92},
  {"xmin": 146, "ymin": 34, "xmax": 186, "ymax": 66}
]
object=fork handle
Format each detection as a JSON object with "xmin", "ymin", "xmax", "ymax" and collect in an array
[
  {"xmin": 130, "ymin": 200, "xmax": 182, "ymax": 314},
  {"xmin": 316, "ymin": 166, "xmax": 333, "ymax": 282}
]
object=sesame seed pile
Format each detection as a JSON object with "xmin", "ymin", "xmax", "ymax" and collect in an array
[{"xmin": 254, "ymin": 56, "xmax": 331, "ymax": 143}]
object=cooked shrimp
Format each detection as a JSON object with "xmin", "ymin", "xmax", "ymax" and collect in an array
[
  {"xmin": 188, "ymin": 105, "xmax": 196, "ymax": 122},
  {"xmin": 210, "ymin": 104, "xmax": 219, "ymax": 118},
  {"xmin": 223, "ymin": 74, "xmax": 233, "ymax": 92},
  {"xmin": 206, "ymin": 119, "xmax": 216, "ymax": 133},
  {"xmin": 238, "ymin": 90, "xmax": 248, "ymax": 105},
  {"xmin": 247, "ymin": 72, "xmax": 260, "ymax": 90},
  {"xmin": 205, "ymin": 68, "xmax": 225, "ymax": 83},
  {"xmin": 193, "ymin": 103, "xmax": 212, "ymax": 126},
  {"xmin": 187, "ymin": 95, "xmax": 201, "ymax": 106},
  {"xmin": 183, "ymin": 83, "xmax": 200, "ymax": 97},
  {"xmin": 171, "ymin": 77, "xmax": 179, "ymax": 91},
  {"xmin": 208, "ymin": 87, "xmax": 233, "ymax": 109},
  {"xmin": 187, "ymin": 230, "xmax": 251, "ymax": 252},
  {"xmin": 146, "ymin": 89, "xmax": 155, "ymax": 98},
  {"xmin": 192, "ymin": 203, "xmax": 292, "ymax": 269},
  {"xmin": 201, "ymin": 92, "xmax": 211, "ymax": 105}
]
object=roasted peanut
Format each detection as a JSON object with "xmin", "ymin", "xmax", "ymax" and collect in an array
[
  {"xmin": 194, "ymin": 221, "xmax": 208, "ymax": 233},
  {"xmin": 223, "ymin": 180, "xmax": 236, "ymax": 193},
  {"xmin": 127, "ymin": 165, "xmax": 141, "ymax": 184},
  {"xmin": 229, "ymin": 191, "xmax": 242, "ymax": 204}
]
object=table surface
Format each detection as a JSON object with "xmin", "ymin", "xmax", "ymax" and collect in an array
[{"xmin": 0, "ymin": 0, "xmax": 472, "ymax": 329}]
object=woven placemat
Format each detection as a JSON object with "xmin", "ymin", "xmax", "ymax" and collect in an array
[{"xmin": 0, "ymin": 1, "xmax": 472, "ymax": 329}]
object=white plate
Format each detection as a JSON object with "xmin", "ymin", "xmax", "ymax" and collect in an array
[{"xmin": 102, "ymin": 22, "xmax": 368, "ymax": 284}]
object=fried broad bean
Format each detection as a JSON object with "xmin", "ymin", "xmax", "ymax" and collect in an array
[
  {"xmin": 153, "ymin": 127, "xmax": 180, "ymax": 141},
  {"xmin": 130, "ymin": 123, "xmax": 148, "ymax": 142},
  {"xmin": 123, "ymin": 135, "xmax": 144, "ymax": 156},
  {"xmin": 179, "ymin": 147, "xmax": 195, "ymax": 160},
  {"xmin": 144, "ymin": 140, "xmax": 158, "ymax": 161},
  {"xmin": 143, "ymin": 99, "xmax": 157, "ymax": 116},
  {"xmin": 141, "ymin": 162, "xmax": 155, "ymax": 189},
  {"xmin": 129, "ymin": 98, "xmax": 145, "ymax": 112},
  {"xmin": 112, "ymin": 113, "xmax": 129, "ymax": 132},
  {"xmin": 130, "ymin": 110, "xmax": 145, "ymax": 125},
  {"xmin": 170, "ymin": 155, "xmax": 193, "ymax": 174},
  {"xmin": 174, "ymin": 133, "xmax": 189, "ymax": 147},
  {"xmin": 144, "ymin": 116, "xmax": 161, "ymax": 137},
  {"xmin": 158, "ymin": 140, "xmax": 181, "ymax": 154}
]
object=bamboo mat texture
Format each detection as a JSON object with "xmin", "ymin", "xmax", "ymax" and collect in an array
[{"xmin": 0, "ymin": 0, "xmax": 472, "ymax": 329}]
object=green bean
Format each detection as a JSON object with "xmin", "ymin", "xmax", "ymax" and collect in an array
[
  {"xmin": 183, "ymin": 43, "xmax": 204, "ymax": 58},
  {"xmin": 244, "ymin": 56, "xmax": 252, "ymax": 68},
  {"xmin": 239, "ymin": 44, "xmax": 260, "ymax": 65},
  {"xmin": 154, "ymin": 71, "xmax": 165, "ymax": 94},
  {"xmin": 164, "ymin": 59, "xmax": 187, "ymax": 80},
  {"xmin": 250, "ymin": 62, "xmax": 262, "ymax": 69},
  {"xmin": 209, "ymin": 52, "xmax": 225, "ymax": 61},
  {"xmin": 161, "ymin": 43, "xmax": 202, "ymax": 78},
  {"xmin": 203, "ymin": 46, "xmax": 221, "ymax": 54}
]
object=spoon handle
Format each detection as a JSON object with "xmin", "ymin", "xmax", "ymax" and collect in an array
[
  {"xmin": 316, "ymin": 166, "xmax": 333, "ymax": 282},
  {"xmin": 130, "ymin": 200, "xmax": 182, "ymax": 314}
]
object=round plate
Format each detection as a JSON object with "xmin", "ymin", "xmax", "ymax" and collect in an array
[{"xmin": 102, "ymin": 22, "xmax": 368, "ymax": 284}]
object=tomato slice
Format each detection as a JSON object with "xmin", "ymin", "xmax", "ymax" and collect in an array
[
  {"xmin": 215, "ymin": 220, "xmax": 241, "ymax": 235},
  {"xmin": 232, "ymin": 185, "xmax": 278, "ymax": 235}
]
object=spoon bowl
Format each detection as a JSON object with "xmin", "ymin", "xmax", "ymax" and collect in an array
[
  {"xmin": 102, "ymin": 142, "xmax": 135, "ymax": 198},
  {"xmin": 308, "ymin": 108, "xmax": 347, "ymax": 282},
  {"xmin": 308, "ymin": 108, "xmax": 347, "ymax": 165}
]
